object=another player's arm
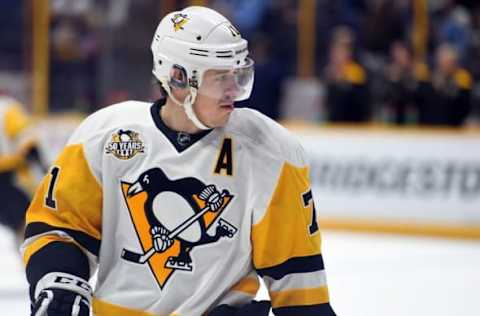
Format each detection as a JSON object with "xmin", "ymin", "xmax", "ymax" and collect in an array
[
  {"xmin": 22, "ymin": 142, "xmax": 102, "ymax": 316},
  {"xmin": 251, "ymin": 150, "xmax": 336, "ymax": 315}
]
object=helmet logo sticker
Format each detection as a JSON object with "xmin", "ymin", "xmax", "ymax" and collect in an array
[
  {"xmin": 171, "ymin": 13, "xmax": 189, "ymax": 32},
  {"xmin": 105, "ymin": 129, "xmax": 145, "ymax": 160}
]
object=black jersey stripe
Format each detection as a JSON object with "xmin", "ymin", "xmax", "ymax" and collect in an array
[
  {"xmin": 25, "ymin": 241, "xmax": 91, "ymax": 300},
  {"xmin": 25, "ymin": 222, "xmax": 101, "ymax": 256},
  {"xmin": 273, "ymin": 303, "xmax": 336, "ymax": 316},
  {"xmin": 256, "ymin": 254, "xmax": 324, "ymax": 280}
]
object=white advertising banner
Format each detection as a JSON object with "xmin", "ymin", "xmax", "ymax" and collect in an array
[{"xmin": 291, "ymin": 127, "xmax": 480, "ymax": 227}]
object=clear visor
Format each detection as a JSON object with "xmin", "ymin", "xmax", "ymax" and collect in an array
[{"xmin": 197, "ymin": 57, "xmax": 255, "ymax": 102}]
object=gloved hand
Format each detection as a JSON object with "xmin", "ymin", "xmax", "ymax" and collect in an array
[
  {"xmin": 199, "ymin": 185, "xmax": 224, "ymax": 212},
  {"xmin": 151, "ymin": 225, "xmax": 174, "ymax": 252},
  {"xmin": 31, "ymin": 272, "xmax": 92, "ymax": 316},
  {"xmin": 209, "ymin": 300, "xmax": 271, "ymax": 316}
]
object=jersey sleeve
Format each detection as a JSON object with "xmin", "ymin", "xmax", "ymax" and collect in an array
[
  {"xmin": 21, "ymin": 119, "xmax": 104, "ymax": 274},
  {"xmin": 251, "ymin": 143, "xmax": 336, "ymax": 316}
]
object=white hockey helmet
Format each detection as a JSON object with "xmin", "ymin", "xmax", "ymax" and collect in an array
[{"xmin": 151, "ymin": 6, "xmax": 254, "ymax": 129}]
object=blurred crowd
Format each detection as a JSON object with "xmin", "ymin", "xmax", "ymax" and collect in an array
[{"xmin": 1, "ymin": 0, "xmax": 480, "ymax": 127}]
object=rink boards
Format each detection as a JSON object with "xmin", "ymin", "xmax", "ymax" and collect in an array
[{"xmin": 288, "ymin": 124, "xmax": 480, "ymax": 239}]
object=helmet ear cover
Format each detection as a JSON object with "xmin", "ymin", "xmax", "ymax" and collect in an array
[{"xmin": 169, "ymin": 64, "xmax": 189, "ymax": 89}]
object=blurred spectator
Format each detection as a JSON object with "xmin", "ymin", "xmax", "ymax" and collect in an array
[
  {"xmin": 432, "ymin": 0, "xmax": 472, "ymax": 62},
  {"xmin": 328, "ymin": 0, "xmax": 367, "ymax": 48},
  {"xmin": 237, "ymin": 33, "xmax": 285, "ymax": 120},
  {"xmin": 382, "ymin": 41, "xmax": 417, "ymax": 124},
  {"xmin": 324, "ymin": 27, "xmax": 370, "ymax": 123},
  {"xmin": 415, "ymin": 44, "xmax": 473, "ymax": 126},
  {"xmin": 49, "ymin": 0, "xmax": 100, "ymax": 112}
]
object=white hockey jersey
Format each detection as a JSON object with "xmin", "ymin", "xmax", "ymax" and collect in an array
[{"xmin": 23, "ymin": 100, "xmax": 333, "ymax": 316}]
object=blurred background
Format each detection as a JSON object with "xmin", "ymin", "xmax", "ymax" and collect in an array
[
  {"xmin": 2, "ymin": 0, "xmax": 480, "ymax": 124},
  {"xmin": 0, "ymin": 0, "xmax": 479, "ymax": 315}
]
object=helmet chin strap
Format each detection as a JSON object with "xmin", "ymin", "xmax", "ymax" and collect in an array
[
  {"xmin": 160, "ymin": 78, "xmax": 211, "ymax": 131},
  {"xmin": 182, "ymin": 87, "xmax": 211, "ymax": 130}
]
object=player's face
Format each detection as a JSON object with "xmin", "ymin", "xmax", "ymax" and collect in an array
[{"xmin": 193, "ymin": 69, "xmax": 242, "ymax": 128}]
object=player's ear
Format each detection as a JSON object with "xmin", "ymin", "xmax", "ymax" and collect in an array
[
  {"xmin": 169, "ymin": 65, "xmax": 188, "ymax": 89},
  {"xmin": 168, "ymin": 65, "xmax": 190, "ymax": 103}
]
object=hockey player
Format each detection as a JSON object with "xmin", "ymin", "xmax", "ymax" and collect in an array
[
  {"xmin": 0, "ymin": 95, "xmax": 37, "ymax": 245},
  {"xmin": 23, "ymin": 6, "xmax": 336, "ymax": 316},
  {"xmin": 0, "ymin": 95, "xmax": 78, "ymax": 247}
]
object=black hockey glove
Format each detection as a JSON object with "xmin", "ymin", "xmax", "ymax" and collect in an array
[
  {"xmin": 209, "ymin": 300, "xmax": 271, "ymax": 316},
  {"xmin": 30, "ymin": 272, "xmax": 92, "ymax": 316}
]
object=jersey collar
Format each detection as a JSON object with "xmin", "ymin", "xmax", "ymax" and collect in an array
[{"xmin": 150, "ymin": 99, "xmax": 213, "ymax": 153}]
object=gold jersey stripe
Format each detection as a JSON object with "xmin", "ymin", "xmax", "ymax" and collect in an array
[
  {"xmin": 230, "ymin": 276, "xmax": 260, "ymax": 295},
  {"xmin": 23, "ymin": 234, "xmax": 74, "ymax": 265},
  {"xmin": 26, "ymin": 144, "xmax": 102, "ymax": 240},
  {"xmin": 93, "ymin": 298, "xmax": 155, "ymax": 316},
  {"xmin": 269, "ymin": 286, "xmax": 330, "ymax": 308},
  {"xmin": 252, "ymin": 162, "xmax": 321, "ymax": 269}
]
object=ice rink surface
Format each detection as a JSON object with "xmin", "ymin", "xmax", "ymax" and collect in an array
[{"xmin": 2, "ymin": 225, "xmax": 479, "ymax": 316}]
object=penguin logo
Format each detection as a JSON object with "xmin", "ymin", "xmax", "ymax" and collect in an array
[
  {"xmin": 120, "ymin": 167, "xmax": 237, "ymax": 289},
  {"xmin": 105, "ymin": 129, "xmax": 145, "ymax": 160},
  {"xmin": 171, "ymin": 13, "xmax": 189, "ymax": 32}
]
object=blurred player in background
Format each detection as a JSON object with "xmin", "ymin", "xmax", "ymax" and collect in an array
[
  {"xmin": 22, "ymin": 6, "xmax": 336, "ymax": 316},
  {"xmin": 0, "ymin": 95, "xmax": 38, "ymax": 245},
  {"xmin": 0, "ymin": 94, "xmax": 81, "ymax": 248}
]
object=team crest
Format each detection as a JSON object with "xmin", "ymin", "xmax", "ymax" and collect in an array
[
  {"xmin": 105, "ymin": 129, "xmax": 145, "ymax": 160},
  {"xmin": 120, "ymin": 167, "xmax": 237, "ymax": 289},
  {"xmin": 171, "ymin": 13, "xmax": 189, "ymax": 32}
]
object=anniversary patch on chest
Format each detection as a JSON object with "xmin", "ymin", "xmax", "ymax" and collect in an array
[{"xmin": 105, "ymin": 129, "xmax": 145, "ymax": 160}]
